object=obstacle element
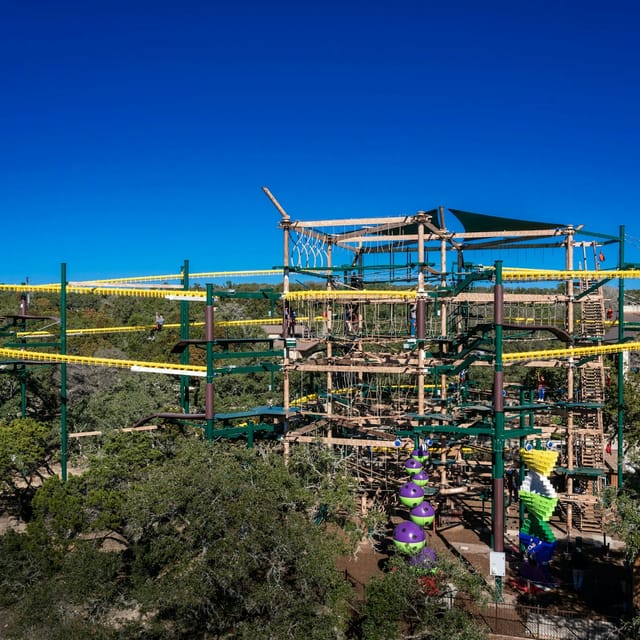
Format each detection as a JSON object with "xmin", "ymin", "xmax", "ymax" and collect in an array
[
  {"xmin": 410, "ymin": 501, "xmax": 436, "ymax": 527},
  {"xmin": 399, "ymin": 481, "xmax": 425, "ymax": 508},
  {"xmin": 411, "ymin": 446, "xmax": 430, "ymax": 464},
  {"xmin": 392, "ymin": 437, "xmax": 436, "ymax": 555},
  {"xmin": 411, "ymin": 470, "xmax": 429, "ymax": 487},
  {"xmin": 409, "ymin": 546, "xmax": 437, "ymax": 570},
  {"xmin": 392, "ymin": 521, "xmax": 427, "ymax": 555},
  {"xmin": 518, "ymin": 444, "xmax": 559, "ymax": 567},
  {"xmin": 520, "ymin": 448, "xmax": 558, "ymax": 477},
  {"xmin": 404, "ymin": 458, "xmax": 423, "ymax": 475}
]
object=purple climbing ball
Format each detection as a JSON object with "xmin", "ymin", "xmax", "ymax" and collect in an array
[
  {"xmin": 411, "ymin": 448, "xmax": 430, "ymax": 463},
  {"xmin": 412, "ymin": 470, "xmax": 429, "ymax": 487},
  {"xmin": 410, "ymin": 501, "xmax": 436, "ymax": 527},
  {"xmin": 394, "ymin": 520, "xmax": 425, "ymax": 543},
  {"xmin": 399, "ymin": 481, "xmax": 425, "ymax": 507},
  {"xmin": 404, "ymin": 458, "xmax": 423, "ymax": 475},
  {"xmin": 409, "ymin": 546, "xmax": 437, "ymax": 569},
  {"xmin": 393, "ymin": 520, "xmax": 427, "ymax": 554}
]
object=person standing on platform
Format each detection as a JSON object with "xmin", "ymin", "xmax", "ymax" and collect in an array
[
  {"xmin": 505, "ymin": 465, "xmax": 518, "ymax": 506},
  {"xmin": 536, "ymin": 374, "xmax": 546, "ymax": 402},
  {"xmin": 571, "ymin": 545, "xmax": 586, "ymax": 591},
  {"xmin": 409, "ymin": 303, "xmax": 417, "ymax": 336}
]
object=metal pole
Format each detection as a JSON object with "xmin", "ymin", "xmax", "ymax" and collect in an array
[
  {"xmin": 205, "ymin": 284, "xmax": 215, "ymax": 441},
  {"xmin": 180, "ymin": 259, "xmax": 190, "ymax": 413},
  {"xmin": 281, "ymin": 217, "xmax": 291, "ymax": 430},
  {"xmin": 60, "ymin": 263, "xmax": 68, "ymax": 482},
  {"xmin": 19, "ymin": 285, "xmax": 27, "ymax": 417},
  {"xmin": 20, "ymin": 319, "xmax": 27, "ymax": 418},
  {"xmin": 518, "ymin": 388, "xmax": 527, "ymax": 529},
  {"xmin": 20, "ymin": 367, "xmax": 27, "ymax": 418},
  {"xmin": 247, "ymin": 424, "xmax": 254, "ymax": 449},
  {"xmin": 416, "ymin": 212, "xmax": 427, "ymax": 415},
  {"xmin": 438, "ymin": 207, "xmax": 447, "ymax": 408},
  {"xmin": 326, "ymin": 243, "xmax": 333, "ymax": 418},
  {"xmin": 617, "ymin": 226, "xmax": 625, "ymax": 489},
  {"xmin": 492, "ymin": 260, "xmax": 505, "ymax": 602},
  {"xmin": 565, "ymin": 228, "xmax": 575, "ymax": 534}
]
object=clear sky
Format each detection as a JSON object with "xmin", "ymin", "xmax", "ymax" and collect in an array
[{"xmin": 1, "ymin": 0, "xmax": 639, "ymax": 284}]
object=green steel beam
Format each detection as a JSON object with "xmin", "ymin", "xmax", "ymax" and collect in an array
[
  {"xmin": 618, "ymin": 225, "xmax": 625, "ymax": 489},
  {"xmin": 211, "ymin": 350, "xmax": 284, "ymax": 360},
  {"xmin": 180, "ymin": 259, "xmax": 190, "ymax": 413},
  {"xmin": 213, "ymin": 363, "xmax": 281, "ymax": 375},
  {"xmin": 205, "ymin": 284, "xmax": 214, "ymax": 441},
  {"xmin": 3, "ymin": 341, "xmax": 61, "ymax": 349},
  {"xmin": 574, "ymin": 278, "xmax": 613, "ymax": 300},
  {"xmin": 60, "ymin": 263, "xmax": 68, "ymax": 483}
]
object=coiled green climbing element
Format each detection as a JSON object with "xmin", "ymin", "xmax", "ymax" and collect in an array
[{"xmin": 518, "ymin": 445, "xmax": 559, "ymax": 563}]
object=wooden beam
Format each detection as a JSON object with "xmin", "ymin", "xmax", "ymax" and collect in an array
[
  {"xmin": 289, "ymin": 363, "xmax": 417, "ymax": 374},
  {"xmin": 293, "ymin": 216, "xmax": 412, "ymax": 228},
  {"xmin": 284, "ymin": 434, "xmax": 412, "ymax": 448},
  {"xmin": 68, "ymin": 425, "xmax": 159, "ymax": 438}
]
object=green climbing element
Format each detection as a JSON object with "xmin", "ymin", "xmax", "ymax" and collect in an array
[
  {"xmin": 521, "ymin": 517, "xmax": 556, "ymax": 543},
  {"xmin": 519, "ymin": 490, "xmax": 558, "ymax": 522}
]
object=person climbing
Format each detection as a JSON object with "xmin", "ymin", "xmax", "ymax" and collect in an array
[
  {"xmin": 606, "ymin": 306, "xmax": 614, "ymax": 320},
  {"xmin": 351, "ymin": 307, "xmax": 360, "ymax": 334},
  {"xmin": 148, "ymin": 312, "xmax": 165, "ymax": 340},
  {"xmin": 345, "ymin": 304, "xmax": 354, "ymax": 333}
]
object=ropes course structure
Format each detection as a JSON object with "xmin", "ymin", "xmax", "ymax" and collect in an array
[
  {"xmin": 259, "ymin": 189, "xmax": 640, "ymax": 601},
  {"xmin": 3, "ymin": 190, "xmax": 640, "ymax": 603}
]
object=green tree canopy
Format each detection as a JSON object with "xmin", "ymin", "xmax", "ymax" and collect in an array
[{"xmin": 6, "ymin": 437, "xmax": 358, "ymax": 639}]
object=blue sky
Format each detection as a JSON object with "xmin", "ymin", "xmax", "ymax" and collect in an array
[{"xmin": 1, "ymin": 0, "xmax": 639, "ymax": 284}]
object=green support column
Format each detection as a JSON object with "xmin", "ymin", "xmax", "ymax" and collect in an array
[
  {"xmin": 60, "ymin": 263, "xmax": 68, "ymax": 482},
  {"xmin": 20, "ymin": 366, "xmax": 27, "ymax": 418},
  {"xmin": 180, "ymin": 260, "xmax": 190, "ymax": 413},
  {"xmin": 205, "ymin": 284, "xmax": 215, "ymax": 441},
  {"xmin": 492, "ymin": 260, "xmax": 505, "ymax": 602},
  {"xmin": 19, "ymin": 298, "xmax": 27, "ymax": 418},
  {"xmin": 518, "ymin": 388, "xmax": 528, "ymax": 529},
  {"xmin": 247, "ymin": 423, "xmax": 254, "ymax": 449},
  {"xmin": 617, "ymin": 226, "xmax": 625, "ymax": 489}
]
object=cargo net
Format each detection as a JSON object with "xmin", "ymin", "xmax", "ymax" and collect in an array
[{"xmin": 290, "ymin": 230, "xmax": 328, "ymax": 269}]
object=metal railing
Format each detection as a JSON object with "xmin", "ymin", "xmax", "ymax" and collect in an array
[{"xmin": 458, "ymin": 597, "xmax": 622, "ymax": 640}]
